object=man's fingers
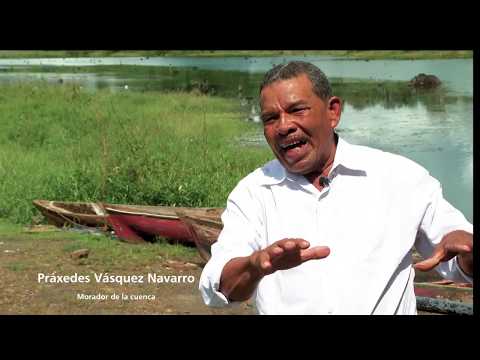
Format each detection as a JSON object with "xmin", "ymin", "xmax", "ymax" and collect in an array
[
  {"xmin": 267, "ymin": 244, "xmax": 284, "ymax": 260},
  {"xmin": 415, "ymin": 241, "xmax": 472, "ymax": 272},
  {"xmin": 414, "ymin": 245, "xmax": 448, "ymax": 272},
  {"xmin": 258, "ymin": 251, "xmax": 272, "ymax": 272},
  {"xmin": 300, "ymin": 246, "xmax": 330, "ymax": 262},
  {"xmin": 257, "ymin": 242, "xmax": 329, "ymax": 275},
  {"xmin": 283, "ymin": 240, "xmax": 297, "ymax": 251},
  {"xmin": 277, "ymin": 239, "xmax": 310, "ymax": 252},
  {"xmin": 414, "ymin": 257, "xmax": 440, "ymax": 272},
  {"xmin": 444, "ymin": 243, "xmax": 472, "ymax": 254},
  {"xmin": 297, "ymin": 240, "xmax": 310, "ymax": 249},
  {"xmin": 266, "ymin": 240, "xmax": 307, "ymax": 262}
]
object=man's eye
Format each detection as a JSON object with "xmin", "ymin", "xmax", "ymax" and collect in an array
[
  {"xmin": 262, "ymin": 115, "xmax": 276, "ymax": 123},
  {"xmin": 292, "ymin": 107, "xmax": 306, "ymax": 113}
]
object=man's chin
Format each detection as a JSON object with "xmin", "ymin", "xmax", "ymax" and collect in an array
[{"xmin": 281, "ymin": 160, "xmax": 311, "ymax": 175}]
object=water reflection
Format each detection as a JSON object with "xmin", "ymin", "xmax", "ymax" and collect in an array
[
  {"xmin": 0, "ymin": 56, "xmax": 472, "ymax": 95},
  {"xmin": 336, "ymin": 97, "xmax": 472, "ymax": 222},
  {"xmin": 332, "ymin": 80, "xmax": 473, "ymax": 115}
]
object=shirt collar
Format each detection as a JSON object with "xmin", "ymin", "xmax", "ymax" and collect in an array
[
  {"xmin": 258, "ymin": 135, "xmax": 365, "ymax": 186},
  {"xmin": 329, "ymin": 135, "xmax": 364, "ymax": 175}
]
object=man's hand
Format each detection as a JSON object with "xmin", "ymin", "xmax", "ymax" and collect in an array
[
  {"xmin": 219, "ymin": 238, "xmax": 330, "ymax": 302},
  {"xmin": 414, "ymin": 230, "xmax": 473, "ymax": 277},
  {"xmin": 250, "ymin": 238, "xmax": 330, "ymax": 276}
]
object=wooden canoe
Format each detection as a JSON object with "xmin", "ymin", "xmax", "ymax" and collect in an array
[
  {"xmin": 174, "ymin": 210, "xmax": 223, "ymax": 262},
  {"xmin": 32, "ymin": 200, "xmax": 109, "ymax": 229},
  {"xmin": 104, "ymin": 204, "xmax": 223, "ymax": 245},
  {"xmin": 33, "ymin": 199, "xmax": 224, "ymax": 248}
]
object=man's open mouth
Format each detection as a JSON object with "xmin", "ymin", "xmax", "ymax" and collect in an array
[{"xmin": 279, "ymin": 139, "xmax": 307, "ymax": 152}]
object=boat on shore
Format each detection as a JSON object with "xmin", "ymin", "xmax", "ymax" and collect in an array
[
  {"xmin": 175, "ymin": 210, "xmax": 223, "ymax": 262},
  {"xmin": 103, "ymin": 204, "xmax": 223, "ymax": 245},
  {"xmin": 32, "ymin": 200, "xmax": 224, "ymax": 247},
  {"xmin": 32, "ymin": 200, "xmax": 109, "ymax": 229}
]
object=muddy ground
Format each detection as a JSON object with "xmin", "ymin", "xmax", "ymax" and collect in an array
[{"xmin": 0, "ymin": 229, "xmax": 255, "ymax": 315}]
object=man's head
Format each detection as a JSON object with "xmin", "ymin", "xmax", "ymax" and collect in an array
[
  {"xmin": 259, "ymin": 61, "xmax": 341, "ymax": 176},
  {"xmin": 260, "ymin": 61, "xmax": 333, "ymax": 101}
]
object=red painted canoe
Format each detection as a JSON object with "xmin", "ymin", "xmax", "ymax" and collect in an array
[{"xmin": 104, "ymin": 204, "xmax": 223, "ymax": 245}]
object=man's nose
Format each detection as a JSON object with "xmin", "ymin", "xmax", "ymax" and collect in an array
[{"xmin": 277, "ymin": 113, "xmax": 296, "ymax": 136}]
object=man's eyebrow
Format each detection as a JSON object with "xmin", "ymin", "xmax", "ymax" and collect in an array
[
  {"xmin": 260, "ymin": 111, "xmax": 277, "ymax": 120},
  {"xmin": 261, "ymin": 101, "xmax": 308, "ymax": 118},
  {"xmin": 285, "ymin": 101, "xmax": 308, "ymax": 111}
]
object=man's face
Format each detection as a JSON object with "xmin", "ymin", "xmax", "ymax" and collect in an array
[{"xmin": 260, "ymin": 74, "xmax": 341, "ymax": 175}]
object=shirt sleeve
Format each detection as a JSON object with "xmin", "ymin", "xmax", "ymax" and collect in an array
[
  {"xmin": 199, "ymin": 179, "xmax": 264, "ymax": 307},
  {"xmin": 414, "ymin": 172, "xmax": 473, "ymax": 284}
]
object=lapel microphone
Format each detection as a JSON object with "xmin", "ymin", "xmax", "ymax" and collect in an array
[{"xmin": 319, "ymin": 176, "xmax": 330, "ymax": 187}]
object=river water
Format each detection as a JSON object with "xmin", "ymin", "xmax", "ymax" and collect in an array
[{"xmin": 0, "ymin": 56, "xmax": 473, "ymax": 222}]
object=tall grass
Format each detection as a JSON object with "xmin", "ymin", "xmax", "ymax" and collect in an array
[{"xmin": 0, "ymin": 83, "xmax": 272, "ymax": 224}]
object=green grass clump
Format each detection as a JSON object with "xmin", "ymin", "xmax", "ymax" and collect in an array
[{"xmin": 0, "ymin": 83, "xmax": 272, "ymax": 224}]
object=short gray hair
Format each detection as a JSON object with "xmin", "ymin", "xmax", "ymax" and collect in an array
[{"xmin": 260, "ymin": 61, "xmax": 332, "ymax": 100}]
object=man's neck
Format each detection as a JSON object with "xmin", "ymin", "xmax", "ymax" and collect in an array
[{"xmin": 305, "ymin": 134, "xmax": 338, "ymax": 191}]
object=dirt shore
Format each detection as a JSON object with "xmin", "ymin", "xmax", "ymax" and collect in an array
[{"xmin": 0, "ymin": 230, "xmax": 255, "ymax": 315}]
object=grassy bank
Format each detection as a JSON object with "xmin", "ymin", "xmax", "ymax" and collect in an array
[
  {"xmin": 0, "ymin": 83, "xmax": 272, "ymax": 225},
  {"xmin": 0, "ymin": 50, "xmax": 473, "ymax": 59}
]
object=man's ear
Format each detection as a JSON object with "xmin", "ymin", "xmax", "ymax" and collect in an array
[
  {"xmin": 328, "ymin": 96, "xmax": 342, "ymax": 128},
  {"xmin": 328, "ymin": 96, "xmax": 342, "ymax": 111}
]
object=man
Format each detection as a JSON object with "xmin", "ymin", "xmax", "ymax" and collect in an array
[{"xmin": 199, "ymin": 61, "xmax": 473, "ymax": 314}]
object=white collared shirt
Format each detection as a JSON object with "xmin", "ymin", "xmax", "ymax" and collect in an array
[{"xmin": 199, "ymin": 137, "xmax": 473, "ymax": 314}]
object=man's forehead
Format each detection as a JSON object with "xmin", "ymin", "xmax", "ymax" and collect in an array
[
  {"xmin": 261, "ymin": 74, "xmax": 313, "ymax": 92},
  {"xmin": 260, "ymin": 74, "xmax": 315, "ymax": 107}
]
